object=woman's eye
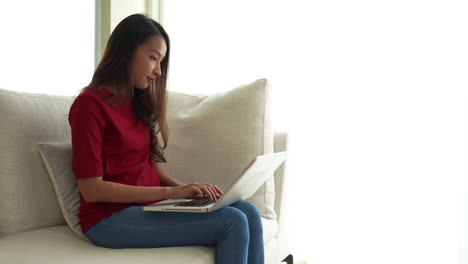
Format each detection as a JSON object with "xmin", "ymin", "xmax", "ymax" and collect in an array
[{"xmin": 150, "ymin": 56, "xmax": 157, "ymax": 61}]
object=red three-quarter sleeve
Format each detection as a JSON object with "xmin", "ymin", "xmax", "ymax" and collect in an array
[{"xmin": 69, "ymin": 95, "xmax": 105, "ymax": 180}]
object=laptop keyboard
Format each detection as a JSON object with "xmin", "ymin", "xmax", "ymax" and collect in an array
[{"xmin": 174, "ymin": 197, "xmax": 215, "ymax": 207}]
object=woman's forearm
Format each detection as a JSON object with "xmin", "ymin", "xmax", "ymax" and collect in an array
[
  {"xmin": 78, "ymin": 177, "xmax": 171, "ymax": 203},
  {"xmin": 98, "ymin": 181, "xmax": 170, "ymax": 203},
  {"xmin": 82, "ymin": 164, "xmax": 183, "ymax": 203}
]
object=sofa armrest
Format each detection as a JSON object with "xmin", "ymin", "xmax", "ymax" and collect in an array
[
  {"xmin": 273, "ymin": 131, "xmax": 293, "ymax": 260},
  {"xmin": 273, "ymin": 131, "xmax": 289, "ymax": 221}
]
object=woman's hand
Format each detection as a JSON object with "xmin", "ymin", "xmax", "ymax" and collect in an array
[{"xmin": 167, "ymin": 182, "xmax": 224, "ymax": 201}]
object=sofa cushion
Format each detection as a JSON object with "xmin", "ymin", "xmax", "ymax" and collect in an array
[
  {"xmin": 36, "ymin": 141, "xmax": 88, "ymax": 241},
  {"xmin": 159, "ymin": 78, "xmax": 276, "ymax": 219},
  {"xmin": 0, "ymin": 223, "xmax": 279, "ymax": 264},
  {"xmin": 0, "ymin": 225, "xmax": 215, "ymax": 264},
  {"xmin": 0, "ymin": 88, "xmax": 73, "ymax": 237}
]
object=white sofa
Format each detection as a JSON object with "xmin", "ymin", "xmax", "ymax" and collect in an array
[{"xmin": 0, "ymin": 79, "xmax": 292, "ymax": 263}]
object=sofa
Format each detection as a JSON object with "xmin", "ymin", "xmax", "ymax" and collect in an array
[{"xmin": 0, "ymin": 79, "xmax": 292, "ymax": 263}]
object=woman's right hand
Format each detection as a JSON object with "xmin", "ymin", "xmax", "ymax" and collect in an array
[{"xmin": 166, "ymin": 182, "xmax": 224, "ymax": 201}]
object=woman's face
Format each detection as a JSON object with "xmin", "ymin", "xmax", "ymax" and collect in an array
[{"xmin": 130, "ymin": 35, "xmax": 167, "ymax": 89}]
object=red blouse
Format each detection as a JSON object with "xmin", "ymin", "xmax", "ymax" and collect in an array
[{"xmin": 68, "ymin": 85, "xmax": 161, "ymax": 232}]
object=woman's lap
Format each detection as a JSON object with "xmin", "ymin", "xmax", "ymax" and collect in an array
[{"xmin": 84, "ymin": 200, "xmax": 261, "ymax": 249}]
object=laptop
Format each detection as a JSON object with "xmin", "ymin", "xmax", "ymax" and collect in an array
[{"xmin": 143, "ymin": 151, "xmax": 287, "ymax": 213}]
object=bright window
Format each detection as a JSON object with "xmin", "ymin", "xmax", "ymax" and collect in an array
[
  {"xmin": 163, "ymin": 0, "xmax": 289, "ymax": 134},
  {"xmin": 163, "ymin": 0, "xmax": 274, "ymax": 94},
  {"xmin": 0, "ymin": 0, "xmax": 95, "ymax": 96},
  {"xmin": 163, "ymin": 1, "xmax": 466, "ymax": 264}
]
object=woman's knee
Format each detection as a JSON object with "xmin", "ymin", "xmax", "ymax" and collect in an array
[
  {"xmin": 217, "ymin": 207, "xmax": 249, "ymax": 240},
  {"xmin": 231, "ymin": 200, "xmax": 261, "ymax": 219}
]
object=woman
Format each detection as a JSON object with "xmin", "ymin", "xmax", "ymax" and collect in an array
[{"xmin": 68, "ymin": 14, "xmax": 264, "ymax": 264}]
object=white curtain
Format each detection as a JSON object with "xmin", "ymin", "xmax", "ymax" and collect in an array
[
  {"xmin": 164, "ymin": 1, "xmax": 467, "ymax": 264},
  {"xmin": 0, "ymin": 0, "xmax": 95, "ymax": 96}
]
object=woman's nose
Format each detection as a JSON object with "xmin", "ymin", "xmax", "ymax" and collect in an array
[{"xmin": 153, "ymin": 65, "xmax": 161, "ymax": 76}]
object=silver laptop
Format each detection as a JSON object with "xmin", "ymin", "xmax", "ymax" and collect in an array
[{"xmin": 143, "ymin": 151, "xmax": 287, "ymax": 213}]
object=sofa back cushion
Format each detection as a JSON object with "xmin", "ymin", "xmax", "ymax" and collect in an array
[
  {"xmin": 158, "ymin": 78, "xmax": 276, "ymax": 219},
  {"xmin": 0, "ymin": 89, "xmax": 73, "ymax": 237}
]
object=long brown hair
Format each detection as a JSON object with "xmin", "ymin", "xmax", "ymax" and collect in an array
[{"xmin": 80, "ymin": 13, "xmax": 170, "ymax": 163}]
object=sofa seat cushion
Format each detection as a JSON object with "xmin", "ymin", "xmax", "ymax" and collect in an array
[
  {"xmin": 0, "ymin": 218, "xmax": 278, "ymax": 264},
  {"xmin": 0, "ymin": 225, "xmax": 214, "ymax": 264}
]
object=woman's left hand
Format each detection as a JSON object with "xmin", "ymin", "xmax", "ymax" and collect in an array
[{"xmin": 191, "ymin": 182, "xmax": 224, "ymax": 201}]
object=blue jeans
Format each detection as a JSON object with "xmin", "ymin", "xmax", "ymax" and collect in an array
[{"xmin": 84, "ymin": 200, "xmax": 264, "ymax": 264}]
